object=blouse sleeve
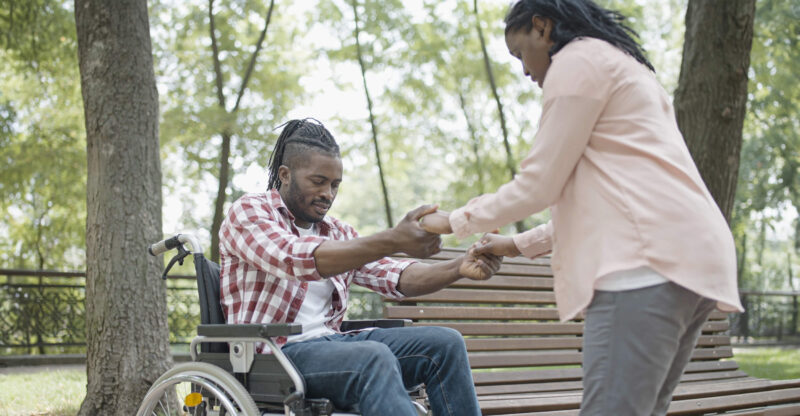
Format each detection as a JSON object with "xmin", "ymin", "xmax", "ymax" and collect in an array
[{"xmin": 450, "ymin": 44, "xmax": 610, "ymax": 239}]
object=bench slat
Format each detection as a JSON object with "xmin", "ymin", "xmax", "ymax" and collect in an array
[
  {"xmin": 667, "ymin": 387, "xmax": 800, "ymax": 415},
  {"xmin": 403, "ymin": 288, "xmax": 555, "ymax": 305},
  {"xmin": 467, "ymin": 347, "xmax": 732, "ymax": 371},
  {"xmin": 463, "ymin": 334, "xmax": 728, "ymax": 353},
  {"xmin": 465, "ymin": 337, "xmax": 582, "ymax": 352},
  {"xmin": 411, "ymin": 322, "xmax": 585, "ymax": 336},
  {"xmin": 386, "ymin": 305, "xmax": 561, "ymax": 321},
  {"xmin": 448, "ymin": 276, "xmax": 554, "ymax": 290},
  {"xmin": 469, "ymin": 351, "xmax": 582, "ymax": 369}
]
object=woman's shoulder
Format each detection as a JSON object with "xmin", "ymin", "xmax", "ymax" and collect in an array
[
  {"xmin": 545, "ymin": 38, "xmax": 616, "ymax": 98},
  {"xmin": 556, "ymin": 37, "xmax": 623, "ymax": 61}
]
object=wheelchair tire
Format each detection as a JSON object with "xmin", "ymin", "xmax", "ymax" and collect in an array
[{"xmin": 137, "ymin": 361, "xmax": 260, "ymax": 416}]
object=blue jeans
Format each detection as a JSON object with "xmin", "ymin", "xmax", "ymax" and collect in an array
[{"xmin": 280, "ymin": 326, "xmax": 480, "ymax": 416}]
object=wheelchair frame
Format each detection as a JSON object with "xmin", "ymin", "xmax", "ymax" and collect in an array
[{"xmin": 137, "ymin": 233, "xmax": 427, "ymax": 416}]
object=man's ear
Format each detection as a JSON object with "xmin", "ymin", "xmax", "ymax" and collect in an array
[{"xmin": 278, "ymin": 165, "xmax": 291, "ymax": 187}]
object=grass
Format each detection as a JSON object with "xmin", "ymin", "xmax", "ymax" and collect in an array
[
  {"xmin": 1, "ymin": 347, "xmax": 798, "ymax": 414},
  {"xmin": 729, "ymin": 347, "xmax": 800, "ymax": 380},
  {"xmin": 0, "ymin": 367, "xmax": 85, "ymax": 416}
]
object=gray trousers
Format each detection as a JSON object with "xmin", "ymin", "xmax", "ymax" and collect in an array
[{"xmin": 580, "ymin": 281, "xmax": 717, "ymax": 416}]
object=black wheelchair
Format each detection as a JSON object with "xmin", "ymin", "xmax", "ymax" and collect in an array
[{"xmin": 137, "ymin": 233, "xmax": 429, "ymax": 416}]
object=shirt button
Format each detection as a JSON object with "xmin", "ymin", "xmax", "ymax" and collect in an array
[{"xmin": 285, "ymin": 258, "xmax": 293, "ymax": 266}]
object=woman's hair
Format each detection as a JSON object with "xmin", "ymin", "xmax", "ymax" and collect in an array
[
  {"xmin": 267, "ymin": 118, "xmax": 340, "ymax": 190},
  {"xmin": 504, "ymin": 0, "xmax": 654, "ymax": 72}
]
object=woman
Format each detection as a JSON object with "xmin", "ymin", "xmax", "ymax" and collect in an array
[{"xmin": 421, "ymin": 1, "xmax": 743, "ymax": 414}]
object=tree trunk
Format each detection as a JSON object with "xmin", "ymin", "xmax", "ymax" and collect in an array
[
  {"xmin": 75, "ymin": 1, "xmax": 171, "ymax": 414},
  {"xmin": 674, "ymin": 0, "xmax": 756, "ymax": 222},
  {"xmin": 208, "ymin": 0, "xmax": 275, "ymax": 261},
  {"xmin": 351, "ymin": 0, "xmax": 393, "ymax": 227},
  {"xmin": 473, "ymin": 0, "xmax": 523, "ymax": 233}
]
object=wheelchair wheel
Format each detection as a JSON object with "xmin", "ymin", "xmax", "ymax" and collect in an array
[{"xmin": 137, "ymin": 361, "xmax": 260, "ymax": 416}]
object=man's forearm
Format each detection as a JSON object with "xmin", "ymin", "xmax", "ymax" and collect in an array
[
  {"xmin": 314, "ymin": 229, "xmax": 398, "ymax": 277},
  {"xmin": 396, "ymin": 260, "xmax": 463, "ymax": 298}
]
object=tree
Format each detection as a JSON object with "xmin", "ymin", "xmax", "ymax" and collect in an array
[
  {"xmin": 150, "ymin": 0, "xmax": 306, "ymax": 259},
  {"xmin": 730, "ymin": 0, "xmax": 799, "ymax": 290},
  {"xmin": 350, "ymin": 0, "xmax": 394, "ymax": 227},
  {"xmin": 0, "ymin": 0, "xmax": 87, "ymax": 271},
  {"xmin": 208, "ymin": 0, "xmax": 276, "ymax": 262},
  {"xmin": 75, "ymin": 0, "xmax": 170, "ymax": 414},
  {"xmin": 674, "ymin": 0, "xmax": 756, "ymax": 222}
]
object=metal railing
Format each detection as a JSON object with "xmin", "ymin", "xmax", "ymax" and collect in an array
[
  {"xmin": 729, "ymin": 290, "xmax": 800, "ymax": 344},
  {"xmin": 5, "ymin": 267, "xmax": 798, "ymax": 354},
  {"xmin": 0, "ymin": 268, "xmax": 382, "ymax": 355},
  {"xmin": 0, "ymin": 268, "xmax": 198, "ymax": 355}
]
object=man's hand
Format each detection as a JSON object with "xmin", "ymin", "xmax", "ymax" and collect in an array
[
  {"xmin": 470, "ymin": 233, "xmax": 522, "ymax": 258},
  {"xmin": 459, "ymin": 250, "xmax": 503, "ymax": 280},
  {"xmin": 418, "ymin": 210, "xmax": 453, "ymax": 234},
  {"xmin": 391, "ymin": 204, "xmax": 443, "ymax": 258}
]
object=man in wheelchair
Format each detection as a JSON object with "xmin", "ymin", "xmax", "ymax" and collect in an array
[{"xmin": 217, "ymin": 118, "xmax": 502, "ymax": 416}]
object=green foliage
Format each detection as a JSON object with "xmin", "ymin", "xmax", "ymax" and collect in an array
[
  {"xmin": 733, "ymin": 0, "xmax": 800, "ymax": 291},
  {"xmin": 151, "ymin": 0, "xmax": 308, "ymax": 239},
  {"xmin": 0, "ymin": 0, "xmax": 797, "ymax": 286},
  {"xmin": 0, "ymin": 1, "xmax": 86, "ymax": 270}
]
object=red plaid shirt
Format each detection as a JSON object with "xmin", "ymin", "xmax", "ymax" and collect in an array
[{"xmin": 219, "ymin": 190, "xmax": 414, "ymax": 348}]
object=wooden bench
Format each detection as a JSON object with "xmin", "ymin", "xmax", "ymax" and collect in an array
[{"xmin": 386, "ymin": 248, "xmax": 800, "ymax": 415}]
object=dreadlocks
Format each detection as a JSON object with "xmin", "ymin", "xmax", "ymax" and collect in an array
[
  {"xmin": 267, "ymin": 118, "xmax": 340, "ymax": 190},
  {"xmin": 504, "ymin": 0, "xmax": 654, "ymax": 72}
]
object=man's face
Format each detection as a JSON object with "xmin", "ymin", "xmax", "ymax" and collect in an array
[{"xmin": 279, "ymin": 151, "xmax": 343, "ymax": 229}]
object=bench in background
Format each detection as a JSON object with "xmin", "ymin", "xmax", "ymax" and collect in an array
[{"xmin": 387, "ymin": 248, "xmax": 800, "ymax": 415}]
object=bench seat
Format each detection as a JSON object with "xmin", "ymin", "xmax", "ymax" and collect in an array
[{"xmin": 386, "ymin": 248, "xmax": 800, "ymax": 415}]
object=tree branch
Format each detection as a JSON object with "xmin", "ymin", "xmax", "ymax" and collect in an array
[
  {"xmin": 209, "ymin": 0, "xmax": 226, "ymax": 109},
  {"xmin": 232, "ymin": 0, "xmax": 276, "ymax": 113}
]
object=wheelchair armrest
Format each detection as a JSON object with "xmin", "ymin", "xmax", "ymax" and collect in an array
[
  {"xmin": 340, "ymin": 319, "xmax": 412, "ymax": 332},
  {"xmin": 197, "ymin": 323, "xmax": 303, "ymax": 338}
]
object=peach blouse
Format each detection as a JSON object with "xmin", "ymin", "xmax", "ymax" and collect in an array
[{"xmin": 450, "ymin": 37, "xmax": 743, "ymax": 321}]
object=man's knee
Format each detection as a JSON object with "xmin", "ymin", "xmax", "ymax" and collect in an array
[
  {"xmin": 429, "ymin": 326, "xmax": 467, "ymax": 348},
  {"xmin": 353, "ymin": 341, "xmax": 400, "ymax": 371}
]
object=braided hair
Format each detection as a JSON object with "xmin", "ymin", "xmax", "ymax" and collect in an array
[
  {"xmin": 267, "ymin": 118, "xmax": 340, "ymax": 190},
  {"xmin": 504, "ymin": 0, "xmax": 654, "ymax": 72}
]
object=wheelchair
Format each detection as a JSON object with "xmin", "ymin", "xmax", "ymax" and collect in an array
[{"xmin": 138, "ymin": 233, "xmax": 429, "ymax": 416}]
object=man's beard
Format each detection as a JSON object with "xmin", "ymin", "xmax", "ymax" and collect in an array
[{"xmin": 286, "ymin": 180, "xmax": 329, "ymax": 225}]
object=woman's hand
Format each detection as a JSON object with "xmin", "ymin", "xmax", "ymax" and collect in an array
[
  {"xmin": 471, "ymin": 233, "xmax": 521, "ymax": 258},
  {"xmin": 418, "ymin": 210, "xmax": 453, "ymax": 234}
]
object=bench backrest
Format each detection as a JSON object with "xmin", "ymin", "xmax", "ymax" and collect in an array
[{"xmin": 386, "ymin": 248, "xmax": 735, "ymax": 395}]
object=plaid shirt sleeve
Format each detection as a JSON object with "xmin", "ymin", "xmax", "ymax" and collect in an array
[{"xmin": 220, "ymin": 195, "xmax": 327, "ymax": 282}]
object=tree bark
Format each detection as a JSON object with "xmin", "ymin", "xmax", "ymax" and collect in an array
[
  {"xmin": 351, "ymin": 0, "xmax": 393, "ymax": 227},
  {"xmin": 674, "ymin": 0, "xmax": 756, "ymax": 222},
  {"xmin": 75, "ymin": 0, "xmax": 170, "ymax": 414},
  {"xmin": 209, "ymin": 0, "xmax": 276, "ymax": 262},
  {"xmin": 473, "ymin": 0, "xmax": 523, "ymax": 233}
]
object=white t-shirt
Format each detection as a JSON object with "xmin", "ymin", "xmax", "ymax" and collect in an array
[
  {"xmin": 286, "ymin": 224, "xmax": 337, "ymax": 343},
  {"xmin": 594, "ymin": 266, "xmax": 669, "ymax": 292}
]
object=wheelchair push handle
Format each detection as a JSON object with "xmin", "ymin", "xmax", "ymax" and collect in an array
[
  {"xmin": 148, "ymin": 235, "xmax": 181, "ymax": 256},
  {"xmin": 148, "ymin": 233, "xmax": 203, "ymax": 256}
]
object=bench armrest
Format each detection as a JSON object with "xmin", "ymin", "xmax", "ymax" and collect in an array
[
  {"xmin": 196, "ymin": 323, "xmax": 302, "ymax": 338},
  {"xmin": 340, "ymin": 319, "xmax": 412, "ymax": 332}
]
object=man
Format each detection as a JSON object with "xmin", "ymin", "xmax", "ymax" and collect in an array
[{"xmin": 218, "ymin": 118, "xmax": 501, "ymax": 416}]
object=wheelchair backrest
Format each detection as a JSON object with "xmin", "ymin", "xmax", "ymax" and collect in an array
[{"xmin": 194, "ymin": 253, "xmax": 228, "ymax": 353}]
